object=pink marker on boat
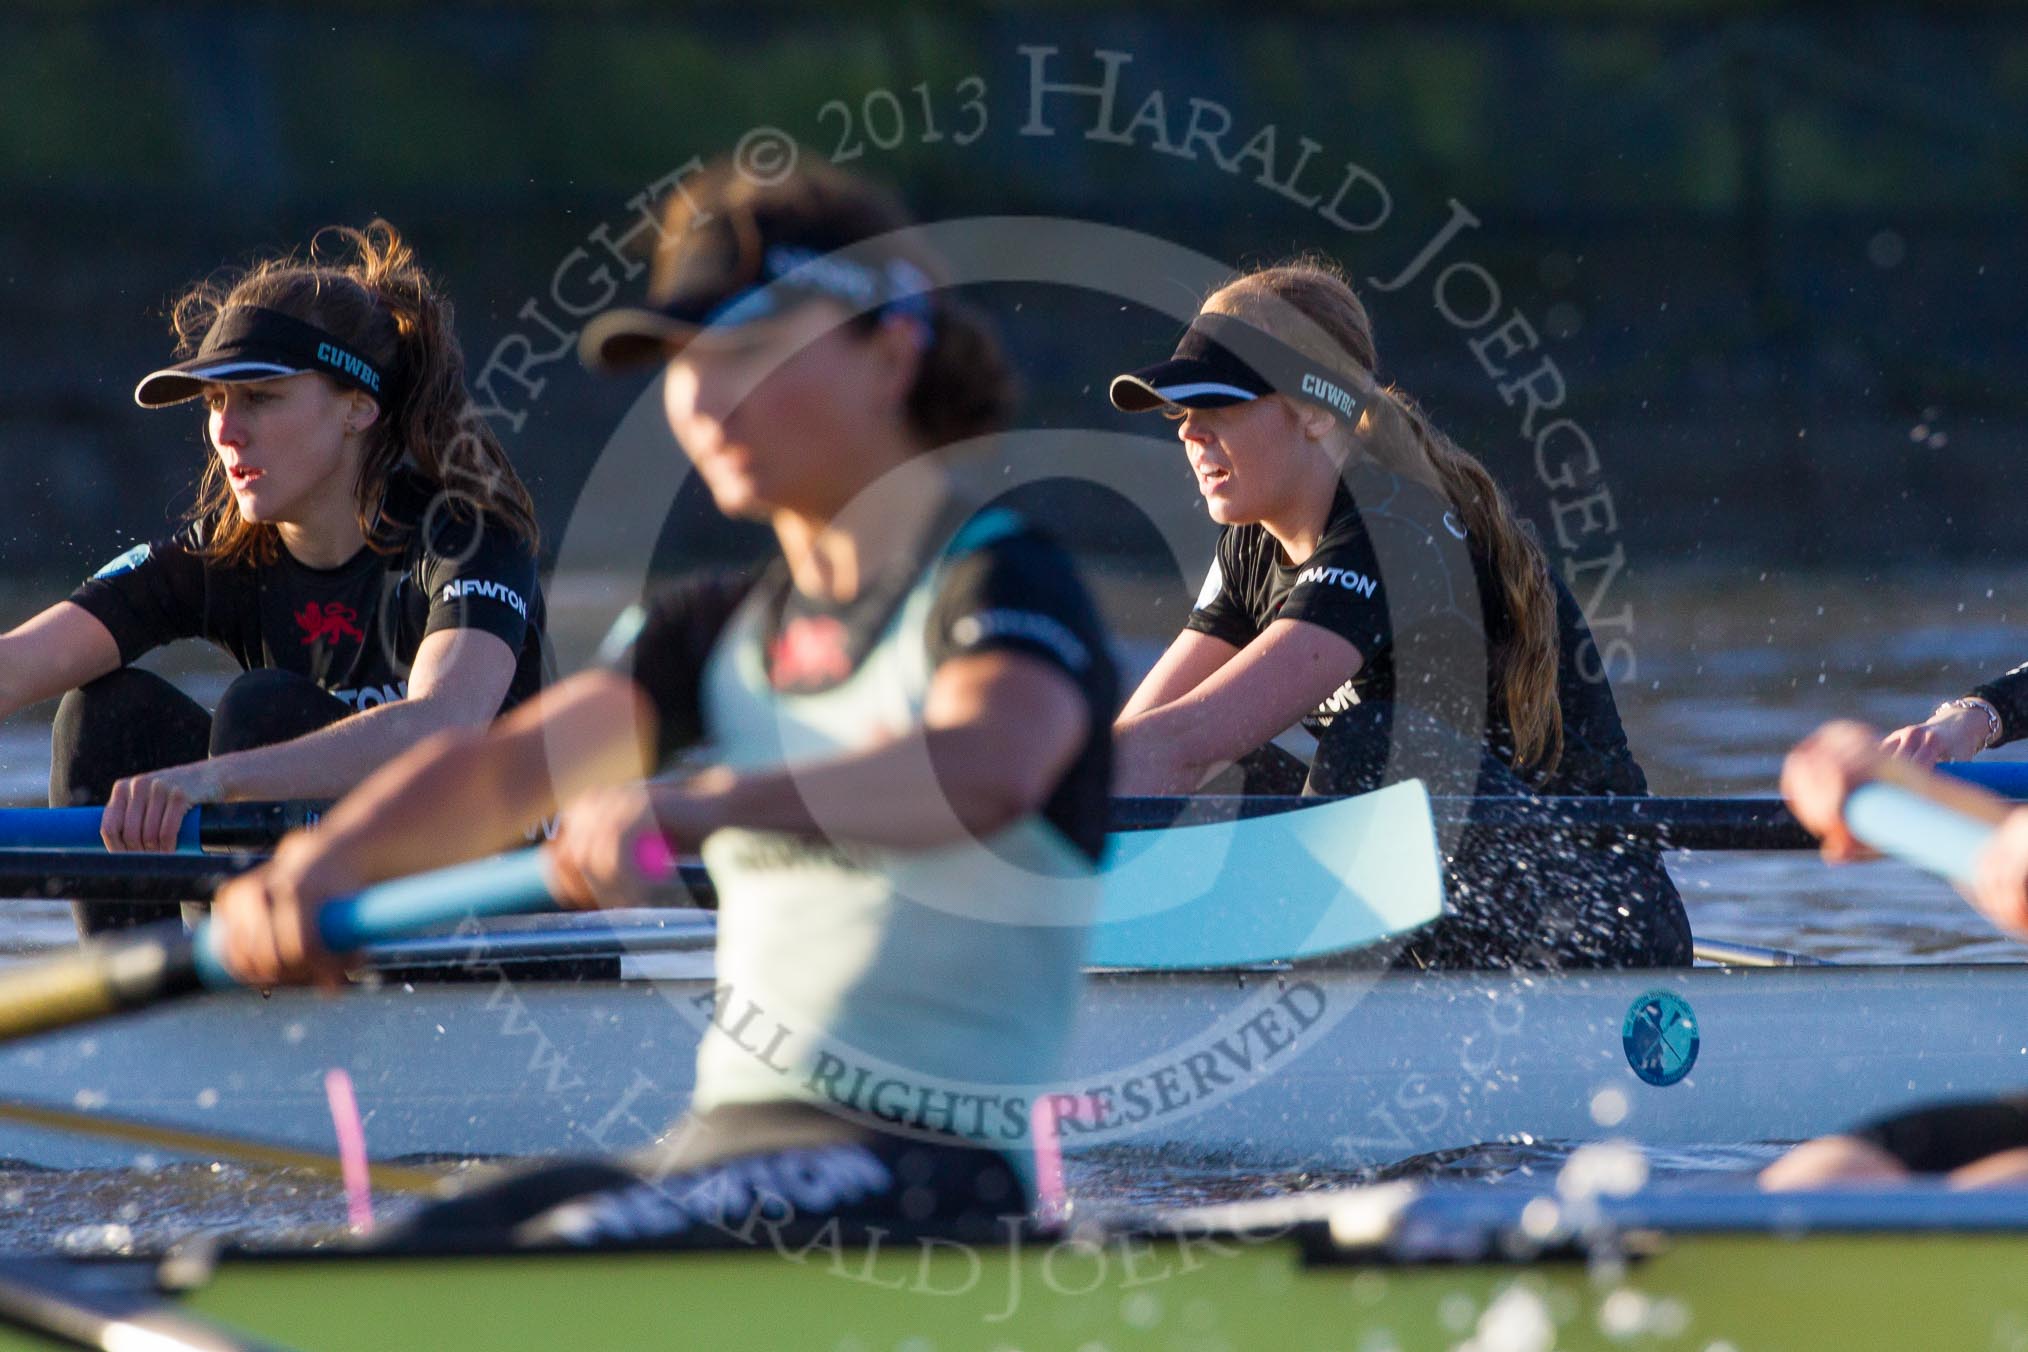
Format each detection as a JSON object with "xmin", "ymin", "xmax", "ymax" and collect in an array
[
  {"xmin": 323, "ymin": 1068, "xmax": 374, "ymax": 1233},
  {"xmin": 1032, "ymin": 1094, "xmax": 1102, "ymax": 1225}
]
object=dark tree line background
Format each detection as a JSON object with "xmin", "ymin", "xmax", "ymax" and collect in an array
[{"xmin": 3, "ymin": 2, "xmax": 2024, "ymax": 582}]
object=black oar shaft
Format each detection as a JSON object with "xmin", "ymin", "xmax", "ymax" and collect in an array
[
  {"xmin": 193, "ymin": 800, "xmax": 324, "ymax": 850},
  {"xmin": 1113, "ymin": 795, "xmax": 1816, "ymax": 850},
  {"xmin": 0, "ymin": 796, "xmax": 1819, "ymax": 906},
  {"xmin": 199, "ymin": 795, "xmax": 1834, "ymax": 852}
]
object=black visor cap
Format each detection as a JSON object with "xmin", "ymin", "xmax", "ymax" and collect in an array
[
  {"xmin": 579, "ymin": 208, "xmax": 932, "ymax": 374},
  {"xmin": 1110, "ymin": 312, "xmax": 1365, "ymax": 422},
  {"xmin": 134, "ymin": 307, "xmax": 391, "ymax": 409}
]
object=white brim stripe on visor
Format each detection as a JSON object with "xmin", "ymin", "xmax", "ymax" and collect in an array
[
  {"xmin": 133, "ymin": 360, "xmax": 309, "ymax": 407},
  {"xmin": 134, "ymin": 307, "xmax": 393, "ymax": 409},
  {"xmin": 1112, "ymin": 312, "xmax": 1366, "ymax": 421},
  {"xmin": 1154, "ymin": 382, "xmax": 1258, "ymax": 404},
  {"xmin": 183, "ymin": 361, "xmax": 302, "ymax": 380}
]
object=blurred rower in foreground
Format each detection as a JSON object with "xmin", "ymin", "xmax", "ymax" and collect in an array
[
  {"xmin": 1763, "ymin": 719, "xmax": 2028, "ymax": 1188},
  {"xmin": 209, "ymin": 158, "xmax": 1118, "ymax": 1244}
]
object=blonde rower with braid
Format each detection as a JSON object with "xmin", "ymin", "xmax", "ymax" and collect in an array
[{"xmin": 1108, "ymin": 260, "xmax": 1689, "ymax": 969}]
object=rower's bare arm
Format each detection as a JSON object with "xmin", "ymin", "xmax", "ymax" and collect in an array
[
  {"xmin": 211, "ymin": 671, "xmax": 656, "ymax": 987},
  {"xmin": 1881, "ymin": 701, "xmax": 1996, "ymax": 767},
  {"xmin": 0, "ymin": 602, "xmax": 121, "ymax": 721},
  {"xmin": 193, "ymin": 627, "xmax": 520, "ymax": 803},
  {"xmin": 656, "ymin": 651, "xmax": 1087, "ymax": 852},
  {"xmin": 311, "ymin": 669, "xmax": 659, "ymax": 884},
  {"xmin": 1112, "ymin": 617, "xmax": 1362, "ymax": 795},
  {"xmin": 1116, "ymin": 629, "xmax": 1238, "ymax": 722},
  {"xmin": 100, "ymin": 627, "xmax": 537, "ymax": 850}
]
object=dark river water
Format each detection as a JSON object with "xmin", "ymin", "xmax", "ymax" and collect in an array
[{"xmin": 0, "ymin": 565, "xmax": 2019, "ymax": 1252}]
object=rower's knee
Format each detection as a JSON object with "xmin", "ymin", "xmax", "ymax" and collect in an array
[
  {"xmin": 209, "ymin": 669, "xmax": 350, "ymax": 755},
  {"xmin": 1759, "ymin": 1134, "xmax": 1909, "ymax": 1190},
  {"xmin": 49, "ymin": 668, "xmax": 200, "ymax": 806},
  {"xmin": 1945, "ymin": 1146, "xmax": 2028, "ymax": 1188}
]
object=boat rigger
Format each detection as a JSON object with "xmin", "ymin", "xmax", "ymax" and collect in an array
[{"xmin": 0, "ymin": 945, "xmax": 2022, "ymax": 1176}]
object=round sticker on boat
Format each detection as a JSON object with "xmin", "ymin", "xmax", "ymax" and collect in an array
[{"xmin": 1621, "ymin": 989, "xmax": 1698, "ymax": 1086}]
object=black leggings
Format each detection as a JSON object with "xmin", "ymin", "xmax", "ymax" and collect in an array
[
  {"xmin": 1306, "ymin": 702, "xmax": 1693, "ymax": 971},
  {"xmin": 49, "ymin": 667, "xmax": 349, "ymax": 935},
  {"xmin": 377, "ymin": 1102, "xmax": 1028, "ymax": 1251},
  {"xmin": 1852, "ymin": 1095, "xmax": 2028, "ymax": 1173}
]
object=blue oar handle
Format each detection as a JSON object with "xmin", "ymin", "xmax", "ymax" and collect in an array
[
  {"xmin": 1940, "ymin": 762, "xmax": 2028, "ymax": 796},
  {"xmin": 1845, "ymin": 782, "xmax": 1997, "ymax": 887},
  {"xmin": 190, "ymin": 849, "xmax": 557, "ymax": 988},
  {"xmin": 0, "ymin": 808, "xmax": 203, "ymax": 852},
  {"xmin": 0, "ymin": 801, "xmax": 326, "ymax": 853}
]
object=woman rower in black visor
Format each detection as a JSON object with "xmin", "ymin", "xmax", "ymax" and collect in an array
[
  {"xmin": 1109, "ymin": 259, "xmax": 1689, "ymax": 970},
  {"xmin": 1, "ymin": 224, "xmax": 545, "ymax": 933}
]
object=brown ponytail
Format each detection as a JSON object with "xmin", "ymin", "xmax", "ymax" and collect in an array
[
  {"xmin": 1209, "ymin": 260, "xmax": 1566, "ymax": 777},
  {"xmin": 900, "ymin": 297, "xmax": 1016, "ymax": 447},
  {"xmin": 168, "ymin": 221, "xmax": 540, "ymax": 566}
]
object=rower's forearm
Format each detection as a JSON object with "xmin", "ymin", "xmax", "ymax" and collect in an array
[
  {"xmin": 1112, "ymin": 707, "xmax": 1225, "ymax": 795},
  {"xmin": 0, "ymin": 609, "xmax": 122, "ymax": 726},
  {"xmin": 0, "ymin": 644, "xmax": 34, "ymax": 724},
  {"xmin": 311, "ymin": 727, "xmax": 561, "ymax": 882},
  {"xmin": 684, "ymin": 726, "xmax": 1051, "ymax": 851},
  {"xmin": 206, "ymin": 698, "xmax": 491, "ymax": 803},
  {"xmin": 314, "ymin": 673, "xmax": 659, "ymax": 883}
]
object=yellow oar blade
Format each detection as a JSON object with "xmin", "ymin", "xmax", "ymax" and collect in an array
[
  {"xmin": 0, "ymin": 950, "xmax": 130, "ymax": 1042},
  {"xmin": 0, "ymin": 1100, "xmax": 441, "ymax": 1196}
]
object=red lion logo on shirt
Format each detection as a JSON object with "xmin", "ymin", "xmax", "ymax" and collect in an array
[
  {"xmin": 768, "ymin": 615, "xmax": 851, "ymax": 688},
  {"xmin": 296, "ymin": 601, "xmax": 365, "ymax": 647}
]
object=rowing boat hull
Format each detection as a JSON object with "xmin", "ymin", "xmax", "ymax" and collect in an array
[
  {"xmin": 4, "ymin": 1187, "xmax": 2027, "ymax": 1350},
  {"xmin": 2, "ymin": 959, "xmax": 2025, "ymax": 1176},
  {"xmin": 90, "ymin": 1239, "xmax": 2028, "ymax": 1350}
]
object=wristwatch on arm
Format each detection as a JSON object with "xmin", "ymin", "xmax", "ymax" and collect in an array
[{"xmin": 1935, "ymin": 696, "xmax": 2003, "ymax": 753}]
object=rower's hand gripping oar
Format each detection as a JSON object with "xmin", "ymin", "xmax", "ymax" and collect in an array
[
  {"xmin": 0, "ymin": 851, "xmax": 558, "ymax": 1043},
  {"xmin": 1839, "ymin": 756, "xmax": 2014, "ymax": 887},
  {"xmin": 1836, "ymin": 757, "xmax": 2028, "ymax": 882}
]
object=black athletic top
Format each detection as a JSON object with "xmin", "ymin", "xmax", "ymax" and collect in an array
[
  {"xmin": 1968, "ymin": 666, "xmax": 2028, "ymax": 747},
  {"xmin": 69, "ymin": 471, "xmax": 546, "ymax": 713},
  {"xmin": 1185, "ymin": 465, "xmax": 1651, "ymax": 797},
  {"xmin": 605, "ymin": 507, "xmax": 1117, "ymax": 862}
]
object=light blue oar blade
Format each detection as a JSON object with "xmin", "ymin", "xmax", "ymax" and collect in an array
[
  {"xmin": 1088, "ymin": 779, "xmax": 1445, "ymax": 969},
  {"xmin": 1845, "ymin": 782, "xmax": 1995, "ymax": 887},
  {"xmin": 0, "ymin": 808, "xmax": 200, "ymax": 852},
  {"xmin": 191, "ymin": 850, "xmax": 556, "ymax": 988},
  {"xmin": 185, "ymin": 784, "xmax": 1446, "ymax": 985},
  {"xmin": 1942, "ymin": 762, "xmax": 2028, "ymax": 798}
]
